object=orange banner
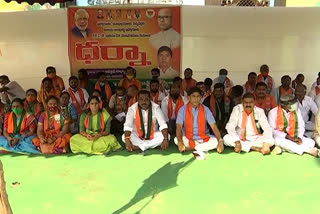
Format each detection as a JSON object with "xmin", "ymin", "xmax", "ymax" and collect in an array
[{"xmin": 68, "ymin": 6, "xmax": 181, "ymax": 82}]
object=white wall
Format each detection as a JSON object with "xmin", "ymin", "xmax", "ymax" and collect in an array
[
  {"xmin": 0, "ymin": 6, "xmax": 320, "ymax": 91},
  {"xmin": 182, "ymin": 6, "xmax": 320, "ymax": 89},
  {"xmin": 0, "ymin": 9, "xmax": 69, "ymax": 90}
]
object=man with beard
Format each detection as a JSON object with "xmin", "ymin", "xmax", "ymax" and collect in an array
[
  {"xmin": 268, "ymin": 95, "xmax": 319, "ymax": 157},
  {"xmin": 175, "ymin": 87, "xmax": 224, "ymax": 160},
  {"xmin": 149, "ymin": 79, "xmax": 165, "ymax": 105},
  {"xmin": 182, "ymin": 68, "xmax": 197, "ymax": 93},
  {"xmin": 123, "ymin": 90, "xmax": 169, "ymax": 152},
  {"xmin": 203, "ymin": 83, "xmax": 230, "ymax": 137},
  {"xmin": 294, "ymin": 84, "xmax": 318, "ymax": 138},
  {"xmin": 78, "ymin": 69, "xmax": 95, "ymax": 96},
  {"xmin": 72, "ymin": 9, "xmax": 91, "ymax": 39},
  {"xmin": 146, "ymin": 68, "xmax": 169, "ymax": 95},
  {"xmin": 161, "ymin": 83, "xmax": 188, "ymax": 135},
  {"xmin": 224, "ymin": 93, "xmax": 274, "ymax": 155},
  {"xmin": 66, "ymin": 76, "xmax": 89, "ymax": 115},
  {"xmin": 254, "ymin": 82, "xmax": 277, "ymax": 116},
  {"xmin": 272, "ymin": 75, "xmax": 294, "ymax": 105}
]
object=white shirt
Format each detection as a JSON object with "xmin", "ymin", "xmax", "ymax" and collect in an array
[
  {"xmin": 149, "ymin": 28, "xmax": 180, "ymax": 50},
  {"xmin": 159, "ymin": 67, "xmax": 179, "ymax": 79},
  {"xmin": 0, "ymin": 81, "xmax": 25, "ymax": 104},
  {"xmin": 161, "ymin": 95, "xmax": 188, "ymax": 122},
  {"xmin": 226, "ymin": 104, "xmax": 273, "ymax": 142},
  {"xmin": 124, "ymin": 102, "xmax": 168, "ymax": 134},
  {"xmin": 150, "ymin": 91, "xmax": 166, "ymax": 106},
  {"xmin": 308, "ymin": 85, "xmax": 319, "ymax": 100},
  {"xmin": 297, "ymin": 96, "xmax": 318, "ymax": 122},
  {"xmin": 66, "ymin": 87, "xmax": 89, "ymax": 111},
  {"xmin": 268, "ymin": 106, "xmax": 305, "ymax": 139}
]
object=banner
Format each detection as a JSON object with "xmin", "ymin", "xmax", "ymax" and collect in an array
[{"xmin": 67, "ymin": 6, "xmax": 181, "ymax": 84}]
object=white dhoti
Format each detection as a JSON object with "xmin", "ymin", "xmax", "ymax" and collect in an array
[
  {"xmin": 274, "ymin": 137, "xmax": 315, "ymax": 155},
  {"xmin": 223, "ymin": 134, "xmax": 274, "ymax": 153},
  {"xmin": 122, "ymin": 131, "xmax": 166, "ymax": 151},
  {"xmin": 174, "ymin": 136, "xmax": 218, "ymax": 152}
]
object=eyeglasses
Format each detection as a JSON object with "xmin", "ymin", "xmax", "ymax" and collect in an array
[{"xmin": 157, "ymin": 16, "xmax": 172, "ymax": 20}]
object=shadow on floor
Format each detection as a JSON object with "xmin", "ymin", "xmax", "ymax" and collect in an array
[{"xmin": 111, "ymin": 157, "xmax": 195, "ymax": 214}]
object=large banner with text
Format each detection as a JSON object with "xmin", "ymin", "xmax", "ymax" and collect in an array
[{"xmin": 68, "ymin": 6, "xmax": 181, "ymax": 84}]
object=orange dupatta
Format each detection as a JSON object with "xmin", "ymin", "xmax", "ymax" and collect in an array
[
  {"xmin": 94, "ymin": 82, "xmax": 112, "ymax": 101},
  {"xmin": 276, "ymin": 105, "xmax": 298, "ymax": 138},
  {"xmin": 168, "ymin": 96, "xmax": 184, "ymax": 120},
  {"xmin": 6, "ymin": 112, "xmax": 27, "ymax": 135},
  {"xmin": 68, "ymin": 88, "xmax": 85, "ymax": 114},
  {"xmin": 240, "ymin": 110, "xmax": 261, "ymax": 141},
  {"xmin": 185, "ymin": 103, "xmax": 210, "ymax": 149}
]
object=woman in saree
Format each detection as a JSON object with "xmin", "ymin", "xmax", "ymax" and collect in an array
[
  {"xmin": 32, "ymin": 95, "xmax": 71, "ymax": 154},
  {"xmin": 24, "ymin": 88, "xmax": 42, "ymax": 120},
  {"xmin": 0, "ymin": 98, "xmax": 40, "ymax": 154},
  {"xmin": 70, "ymin": 96, "xmax": 121, "ymax": 154}
]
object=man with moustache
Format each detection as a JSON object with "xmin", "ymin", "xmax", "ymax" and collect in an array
[
  {"xmin": 268, "ymin": 95, "xmax": 319, "ymax": 157},
  {"xmin": 224, "ymin": 93, "xmax": 274, "ymax": 155},
  {"xmin": 161, "ymin": 83, "xmax": 188, "ymax": 135},
  {"xmin": 123, "ymin": 90, "xmax": 169, "ymax": 152},
  {"xmin": 66, "ymin": 76, "xmax": 89, "ymax": 115}
]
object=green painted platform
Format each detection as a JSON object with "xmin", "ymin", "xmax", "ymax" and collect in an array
[{"xmin": 1, "ymin": 146, "xmax": 319, "ymax": 214}]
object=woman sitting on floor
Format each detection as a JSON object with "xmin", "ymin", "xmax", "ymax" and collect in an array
[
  {"xmin": 70, "ymin": 96, "xmax": 121, "ymax": 155},
  {"xmin": 24, "ymin": 88, "xmax": 42, "ymax": 121},
  {"xmin": 0, "ymin": 98, "xmax": 40, "ymax": 154},
  {"xmin": 32, "ymin": 96, "xmax": 71, "ymax": 154}
]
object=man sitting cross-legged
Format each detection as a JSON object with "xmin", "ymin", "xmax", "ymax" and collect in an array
[
  {"xmin": 224, "ymin": 93, "xmax": 274, "ymax": 155},
  {"xmin": 174, "ymin": 87, "xmax": 224, "ymax": 160},
  {"xmin": 122, "ymin": 90, "xmax": 169, "ymax": 152}
]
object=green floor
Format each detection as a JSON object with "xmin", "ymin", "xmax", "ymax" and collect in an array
[{"xmin": 1, "ymin": 146, "xmax": 319, "ymax": 214}]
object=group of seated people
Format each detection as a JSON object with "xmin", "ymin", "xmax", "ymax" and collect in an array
[{"xmin": 0, "ymin": 64, "xmax": 320, "ymax": 160}]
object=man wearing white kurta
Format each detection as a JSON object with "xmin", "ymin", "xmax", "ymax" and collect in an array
[
  {"xmin": 295, "ymin": 84, "xmax": 318, "ymax": 138},
  {"xmin": 0, "ymin": 75, "xmax": 25, "ymax": 104},
  {"xmin": 224, "ymin": 93, "xmax": 274, "ymax": 155},
  {"xmin": 161, "ymin": 83, "xmax": 188, "ymax": 134},
  {"xmin": 268, "ymin": 95, "xmax": 319, "ymax": 157},
  {"xmin": 175, "ymin": 87, "xmax": 224, "ymax": 160},
  {"xmin": 123, "ymin": 90, "xmax": 169, "ymax": 152},
  {"xmin": 149, "ymin": 8, "xmax": 180, "ymax": 50}
]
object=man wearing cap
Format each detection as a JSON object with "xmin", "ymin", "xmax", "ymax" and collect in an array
[
  {"xmin": 268, "ymin": 95, "xmax": 319, "ymax": 157},
  {"xmin": 175, "ymin": 87, "xmax": 224, "ymax": 160},
  {"xmin": 224, "ymin": 92, "xmax": 274, "ymax": 155}
]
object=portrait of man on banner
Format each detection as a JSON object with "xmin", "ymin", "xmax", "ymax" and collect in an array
[
  {"xmin": 149, "ymin": 8, "xmax": 180, "ymax": 50},
  {"xmin": 72, "ymin": 9, "xmax": 91, "ymax": 39},
  {"xmin": 157, "ymin": 46, "xmax": 179, "ymax": 79}
]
